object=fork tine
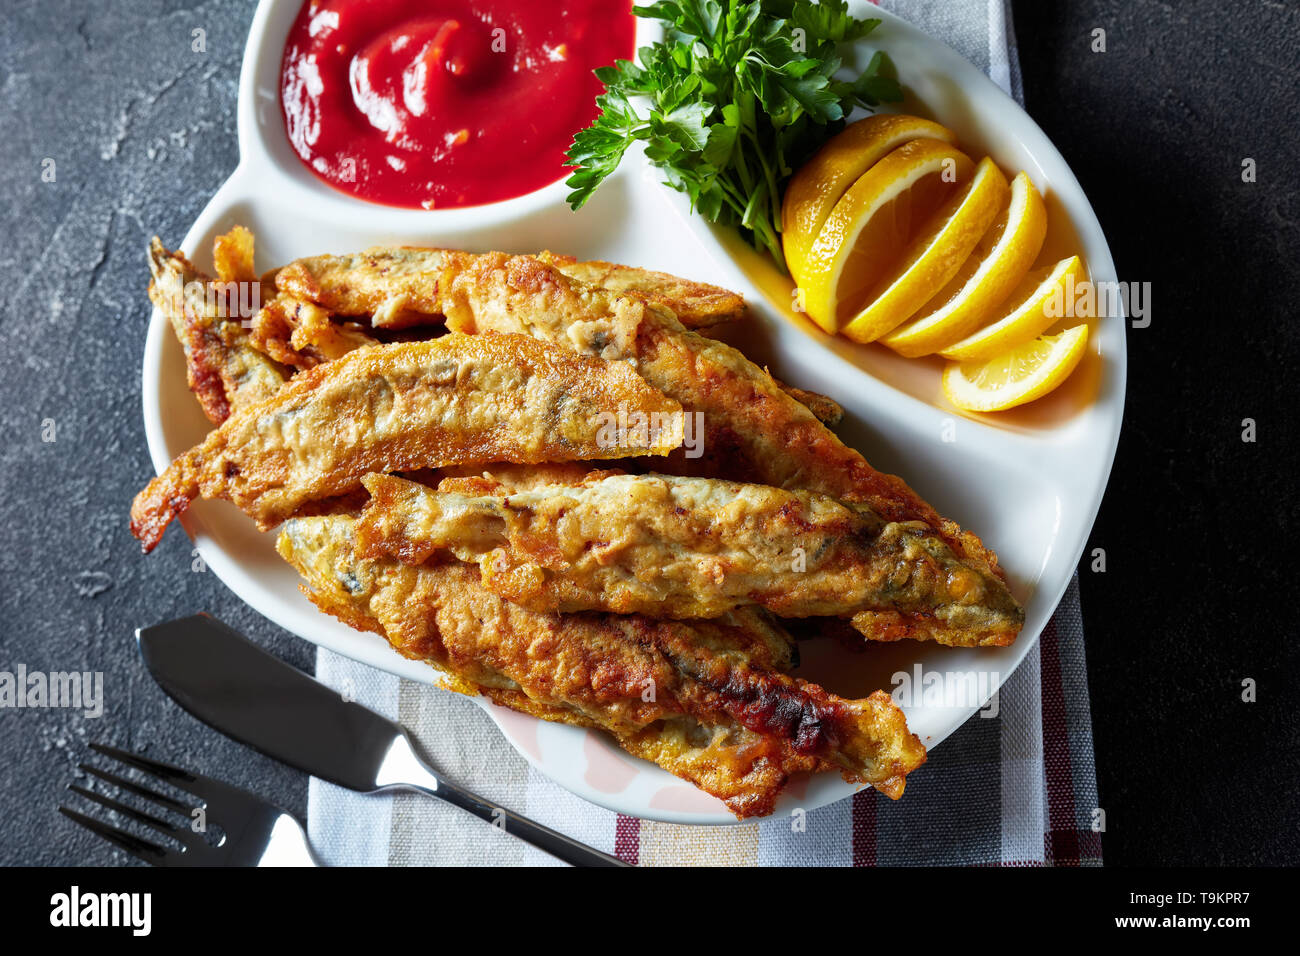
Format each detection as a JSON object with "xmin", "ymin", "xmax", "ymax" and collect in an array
[
  {"xmin": 79, "ymin": 763, "xmax": 192, "ymax": 814},
  {"xmin": 67, "ymin": 784, "xmax": 182, "ymax": 837},
  {"xmin": 89, "ymin": 742, "xmax": 200, "ymax": 788},
  {"xmin": 59, "ymin": 806, "xmax": 173, "ymax": 866}
]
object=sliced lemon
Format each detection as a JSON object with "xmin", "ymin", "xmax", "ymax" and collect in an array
[
  {"xmin": 798, "ymin": 138, "xmax": 974, "ymax": 333},
  {"xmin": 942, "ymin": 325, "xmax": 1089, "ymax": 412},
  {"xmin": 880, "ymin": 171, "xmax": 1047, "ymax": 357},
  {"xmin": 783, "ymin": 114, "xmax": 955, "ymax": 278},
  {"xmin": 841, "ymin": 156, "xmax": 1010, "ymax": 343},
  {"xmin": 939, "ymin": 255, "xmax": 1088, "ymax": 362}
]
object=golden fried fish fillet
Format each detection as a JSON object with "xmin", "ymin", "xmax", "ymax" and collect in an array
[
  {"xmin": 356, "ymin": 473, "xmax": 1024, "ymax": 647},
  {"xmin": 427, "ymin": 252, "xmax": 1021, "ymax": 646},
  {"xmin": 148, "ymin": 236, "xmax": 288, "ymax": 424},
  {"xmin": 161, "ymin": 229, "xmax": 838, "ymax": 430},
  {"xmin": 130, "ymin": 333, "xmax": 684, "ymax": 551},
  {"xmin": 429, "ymin": 462, "xmax": 798, "ymax": 674},
  {"xmin": 534, "ymin": 251, "xmax": 746, "ymax": 328},
  {"xmin": 277, "ymin": 515, "xmax": 926, "ymax": 817},
  {"xmin": 274, "ymin": 247, "xmax": 746, "ymax": 330},
  {"xmin": 200, "ymin": 231, "xmax": 837, "ymax": 426}
]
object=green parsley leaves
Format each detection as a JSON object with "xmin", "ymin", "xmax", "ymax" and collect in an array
[{"xmin": 566, "ymin": 0, "xmax": 901, "ymax": 273}]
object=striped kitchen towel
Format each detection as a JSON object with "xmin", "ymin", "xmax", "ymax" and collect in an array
[{"xmin": 306, "ymin": 0, "xmax": 1103, "ymax": 867}]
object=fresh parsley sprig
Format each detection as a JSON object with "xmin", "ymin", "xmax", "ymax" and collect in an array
[{"xmin": 566, "ymin": 0, "xmax": 901, "ymax": 273}]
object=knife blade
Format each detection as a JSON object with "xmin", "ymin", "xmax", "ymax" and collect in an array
[
  {"xmin": 138, "ymin": 614, "xmax": 400, "ymax": 792},
  {"xmin": 137, "ymin": 613, "xmax": 627, "ymax": 866}
]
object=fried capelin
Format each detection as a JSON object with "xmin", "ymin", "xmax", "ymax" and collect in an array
[
  {"xmin": 275, "ymin": 247, "xmax": 746, "ymax": 331},
  {"xmin": 148, "ymin": 235, "xmax": 287, "ymax": 424},
  {"xmin": 431, "ymin": 251, "xmax": 1022, "ymax": 647},
  {"xmin": 356, "ymin": 472, "xmax": 1024, "ymax": 647},
  {"xmin": 130, "ymin": 333, "xmax": 684, "ymax": 551},
  {"xmin": 277, "ymin": 515, "xmax": 926, "ymax": 818},
  {"xmin": 535, "ymin": 251, "xmax": 746, "ymax": 329}
]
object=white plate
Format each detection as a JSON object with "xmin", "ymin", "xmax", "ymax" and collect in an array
[{"xmin": 141, "ymin": 0, "xmax": 1124, "ymax": 824}]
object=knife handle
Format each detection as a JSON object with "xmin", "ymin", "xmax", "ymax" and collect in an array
[{"xmin": 375, "ymin": 734, "xmax": 628, "ymax": 867}]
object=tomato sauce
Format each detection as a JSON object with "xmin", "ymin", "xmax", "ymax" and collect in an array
[{"xmin": 281, "ymin": 0, "xmax": 634, "ymax": 209}]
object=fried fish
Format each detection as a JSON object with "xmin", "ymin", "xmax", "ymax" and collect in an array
[
  {"xmin": 534, "ymin": 251, "xmax": 746, "ymax": 328},
  {"xmin": 773, "ymin": 379, "xmax": 845, "ymax": 426},
  {"xmin": 356, "ymin": 472, "xmax": 1024, "ymax": 647},
  {"xmin": 208, "ymin": 237, "xmax": 849, "ymax": 427},
  {"xmin": 130, "ymin": 333, "xmax": 684, "ymax": 551},
  {"xmin": 148, "ymin": 236, "xmax": 288, "ymax": 424},
  {"xmin": 428, "ymin": 251, "xmax": 1021, "ymax": 646},
  {"xmin": 274, "ymin": 247, "xmax": 747, "ymax": 330},
  {"xmin": 249, "ymin": 293, "xmax": 380, "ymax": 370},
  {"xmin": 277, "ymin": 514, "xmax": 926, "ymax": 817}
]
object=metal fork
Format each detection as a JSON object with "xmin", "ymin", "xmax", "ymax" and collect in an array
[{"xmin": 60, "ymin": 743, "xmax": 318, "ymax": 866}]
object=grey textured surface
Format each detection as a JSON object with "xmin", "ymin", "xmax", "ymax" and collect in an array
[
  {"xmin": 0, "ymin": 0, "xmax": 312, "ymax": 867},
  {"xmin": 1, "ymin": 0, "xmax": 1296, "ymax": 867}
]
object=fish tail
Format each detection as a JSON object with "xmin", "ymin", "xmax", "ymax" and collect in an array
[{"xmin": 129, "ymin": 451, "xmax": 202, "ymax": 552}]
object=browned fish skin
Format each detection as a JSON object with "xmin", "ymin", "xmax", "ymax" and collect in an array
[
  {"xmin": 148, "ymin": 237, "xmax": 288, "ymax": 424},
  {"xmin": 250, "ymin": 240, "xmax": 855, "ymax": 427},
  {"xmin": 274, "ymin": 247, "xmax": 746, "ymax": 330},
  {"xmin": 430, "ymin": 251, "xmax": 1021, "ymax": 647},
  {"xmin": 129, "ymin": 333, "xmax": 685, "ymax": 552},
  {"xmin": 426, "ymin": 463, "xmax": 799, "ymax": 674},
  {"xmin": 277, "ymin": 515, "xmax": 926, "ymax": 817},
  {"xmin": 535, "ymin": 251, "xmax": 746, "ymax": 328},
  {"xmin": 276, "ymin": 249, "xmax": 451, "ymax": 329},
  {"xmin": 356, "ymin": 473, "xmax": 1024, "ymax": 647}
]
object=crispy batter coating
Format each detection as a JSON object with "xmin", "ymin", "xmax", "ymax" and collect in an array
[
  {"xmin": 431, "ymin": 251, "xmax": 1021, "ymax": 646},
  {"xmin": 167, "ymin": 231, "xmax": 837, "ymax": 437},
  {"xmin": 431, "ymin": 463, "xmax": 798, "ymax": 673},
  {"xmin": 276, "ymin": 249, "xmax": 449, "ymax": 330},
  {"xmin": 130, "ymin": 333, "xmax": 684, "ymax": 551},
  {"xmin": 212, "ymin": 225, "xmax": 257, "ymax": 284},
  {"xmin": 230, "ymin": 238, "xmax": 848, "ymax": 428},
  {"xmin": 148, "ymin": 237, "xmax": 287, "ymax": 424},
  {"xmin": 274, "ymin": 247, "xmax": 745, "ymax": 330},
  {"xmin": 277, "ymin": 515, "xmax": 926, "ymax": 817},
  {"xmin": 356, "ymin": 473, "xmax": 1024, "ymax": 647},
  {"xmin": 773, "ymin": 379, "xmax": 844, "ymax": 426},
  {"xmin": 250, "ymin": 293, "xmax": 379, "ymax": 370},
  {"xmin": 535, "ymin": 251, "xmax": 746, "ymax": 328}
]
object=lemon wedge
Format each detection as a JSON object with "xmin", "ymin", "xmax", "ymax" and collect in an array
[
  {"xmin": 841, "ymin": 156, "xmax": 1010, "ymax": 343},
  {"xmin": 797, "ymin": 139, "xmax": 974, "ymax": 333},
  {"xmin": 939, "ymin": 255, "xmax": 1088, "ymax": 362},
  {"xmin": 942, "ymin": 325, "xmax": 1089, "ymax": 411},
  {"xmin": 783, "ymin": 114, "xmax": 955, "ymax": 279},
  {"xmin": 880, "ymin": 171, "xmax": 1047, "ymax": 357}
]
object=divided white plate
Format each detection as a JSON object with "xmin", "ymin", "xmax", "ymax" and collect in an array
[{"xmin": 140, "ymin": 0, "xmax": 1125, "ymax": 824}]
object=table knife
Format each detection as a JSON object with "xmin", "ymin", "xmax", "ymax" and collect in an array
[{"xmin": 137, "ymin": 613, "xmax": 627, "ymax": 867}]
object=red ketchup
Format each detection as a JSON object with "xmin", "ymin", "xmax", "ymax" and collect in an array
[{"xmin": 281, "ymin": 0, "xmax": 634, "ymax": 209}]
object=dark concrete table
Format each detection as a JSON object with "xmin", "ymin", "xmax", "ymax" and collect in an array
[
  {"xmin": 1, "ymin": 0, "xmax": 1295, "ymax": 866},
  {"xmin": 1013, "ymin": 0, "xmax": 1300, "ymax": 865}
]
